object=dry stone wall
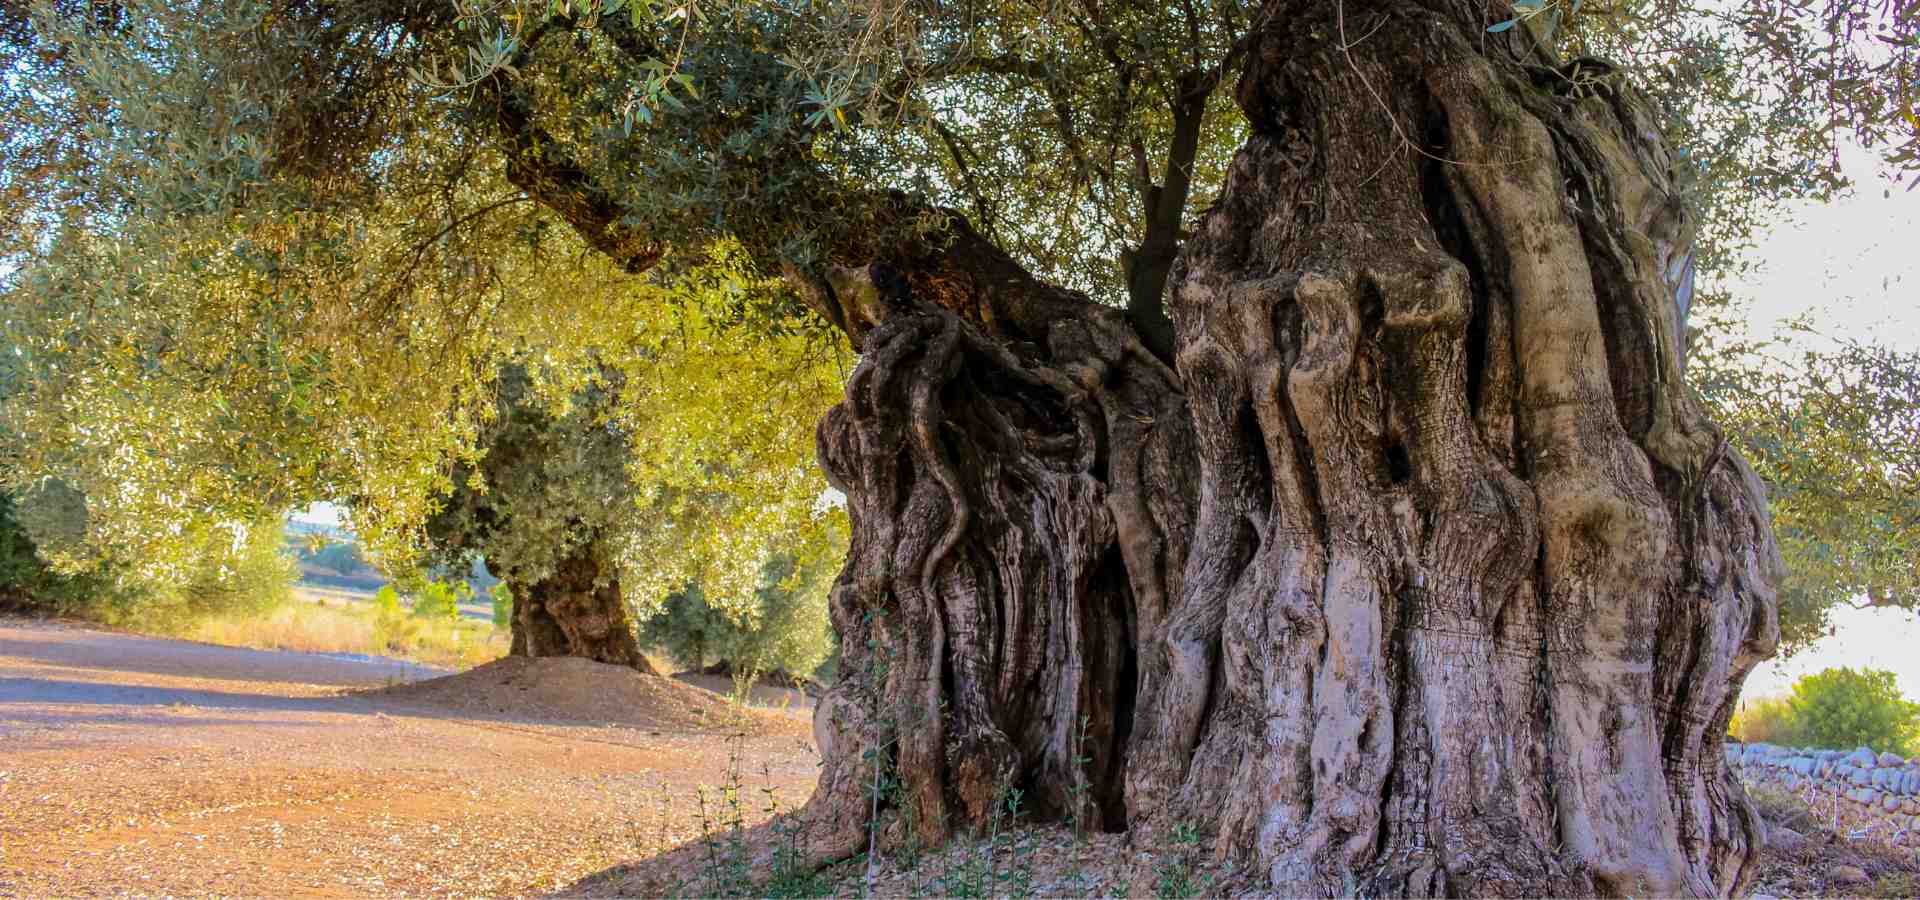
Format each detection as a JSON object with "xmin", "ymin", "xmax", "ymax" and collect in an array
[{"xmin": 1729, "ymin": 741, "xmax": 1920, "ymax": 844}]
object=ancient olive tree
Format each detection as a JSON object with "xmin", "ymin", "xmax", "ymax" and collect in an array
[
  {"xmin": 4, "ymin": 0, "xmax": 1915, "ymax": 894},
  {"xmin": 422, "ymin": 366, "xmax": 655, "ymax": 669},
  {"xmin": 421, "ymin": 338, "xmax": 844, "ymax": 671}
]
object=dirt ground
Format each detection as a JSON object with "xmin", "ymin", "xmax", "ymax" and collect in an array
[
  {"xmin": 0, "ymin": 617, "xmax": 819, "ymax": 897},
  {"xmin": 7, "ymin": 616, "xmax": 1914, "ymax": 899}
]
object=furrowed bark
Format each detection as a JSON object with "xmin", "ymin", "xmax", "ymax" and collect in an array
[
  {"xmin": 798, "ymin": 1, "xmax": 1780, "ymax": 896},
  {"xmin": 801, "ymin": 213, "xmax": 1198, "ymax": 856}
]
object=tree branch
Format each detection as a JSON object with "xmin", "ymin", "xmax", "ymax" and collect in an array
[{"xmin": 480, "ymin": 18, "xmax": 663, "ymax": 275}]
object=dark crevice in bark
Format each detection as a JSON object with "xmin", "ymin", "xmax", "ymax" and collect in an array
[
  {"xmin": 1383, "ymin": 441, "xmax": 1412, "ymax": 485},
  {"xmin": 1092, "ymin": 544, "xmax": 1139, "ymax": 831},
  {"xmin": 1419, "ymin": 148, "xmax": 1495, "ymax": 423}
]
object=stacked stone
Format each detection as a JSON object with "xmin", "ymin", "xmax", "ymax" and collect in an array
[{"xmin": 1726, "ymin": 741, "xmax": 1920, "ymax": 840}]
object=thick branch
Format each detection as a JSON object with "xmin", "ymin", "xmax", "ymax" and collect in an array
[
  {"xmin": 481, "ymin": 22, "xmax": 663, "ymax": 275},
  {"xmin": 1123, "ymin": 68, "xmax": 1216, "ymax": 360}
]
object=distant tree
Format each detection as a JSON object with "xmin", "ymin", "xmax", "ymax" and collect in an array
[
  {"xmin": 1786, "ymin": 668, "xmax": 1920, "ymax": 756},
  {"xmin": 414, "ymin": 282, "xmax": 845, "ymax": 672},
  {"xmin": 640, "ymin": 552, "xmax": 835, "ymax": 680},
  {"xmin": 422, "ymin": 366, "xmax": 654, "ymax": 669},
  {"xmin": 308, "ymin": 541, "xmax": 370, "ymax": 576}
]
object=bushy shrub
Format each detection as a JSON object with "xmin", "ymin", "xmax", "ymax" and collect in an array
[
  {"xmin": 369, "ymin": 585, "xmax": 418, "ymax": 651},
  {"xmin": 411, "ymin": 580, "xmax": 463, "ymax": 623},
  {"xmin": 2, "ymin": 491, "xmax": 294, "ymax": 629},
  {"xmin": 1732, "ymin": 668, "xmax": 1920, "ymax": 754},
  {"xmin": 372, "ymin": 584, "xmax": 402, "ymax": 617},
  {"xmin": 491, "ymin": 582, "xmax": 512, "ymax": 628},
  {"xmin": 1787, "ymin": 667, "xmax": 1919, "ymax": 755},
  {"xmin": 640, "ymin": 553, "xmax": 832, "ymax": 680},
  {"xmin": 177, "ymin": 519, "xmax": 297, "ymax": 621},
  {"xmin": 0, "ymin": 491, "xmax": 109, "ymax": 614},
  {"xmin": 1730, "ymin": 695, "xmax": 1803, "ymax": 746}
]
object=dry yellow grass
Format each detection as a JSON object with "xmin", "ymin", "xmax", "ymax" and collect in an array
[{"xmin": 182, "ymin": 591, "xmax": 506, "ymax": 669}]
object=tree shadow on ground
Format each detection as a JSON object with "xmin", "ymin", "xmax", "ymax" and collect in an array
[
  {"xmin": 0, "ymin": 673, "xmax": 818, "ymax": 753},
  {"xmin": 0, "ymin": 676, "xmax": 374, "ymax": 713},
  {"xmin": 564, "ymin": 812, "xmax": 848, "ymax": 898},
  {"xmin": 0, "ymin": 616, "xmax": 441, "ymax": 686}
]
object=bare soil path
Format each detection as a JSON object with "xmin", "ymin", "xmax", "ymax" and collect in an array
[{"xmin": 0, "ymin": 618, "xmax": 818, "ymax": 898}]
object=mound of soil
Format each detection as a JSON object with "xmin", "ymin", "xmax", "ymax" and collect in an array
[{"xmin": 365, "ymin": 655, "xmax": 810, "ymax": 736}]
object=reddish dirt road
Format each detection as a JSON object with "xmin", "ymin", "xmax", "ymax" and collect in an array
[{"xmin": 0, "ymin": 619, "xmax": 818, "ymax": 897}]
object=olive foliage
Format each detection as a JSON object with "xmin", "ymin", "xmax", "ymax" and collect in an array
[
  {"xmin": 1698, "ymin": 337, "xmax": 1920, "ymax": 654},
  {"xmin": 638, "ymin": 551, "xmax": 838, "ymax": 679},
  {"xmin": 0, "ymin": 0, "xmax": 1912, "ymax": 643}
]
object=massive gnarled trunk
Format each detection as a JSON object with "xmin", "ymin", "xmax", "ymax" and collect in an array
[
  {"xmin": 500, "ymin": 543, "xmax": 654, "ymax": 673},
  {"xmin": 801, "ymin": 1, "xmax": 1781, "ymax": 895}
]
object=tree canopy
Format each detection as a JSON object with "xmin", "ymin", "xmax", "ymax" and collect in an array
[
  {"xmin": 0, "ymin": 0, "xmax": 1912, "ymax": 636},
  {"xmin": 1699, "ymin": 336, "xmax": 1920, "ymax": 654}
]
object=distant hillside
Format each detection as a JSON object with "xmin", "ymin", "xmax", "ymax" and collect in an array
[
  {"xmin": 286, "ymin": 519, "xmax": 351, "ymax": 541},
  {"xmin": 282, "ymin": 521, "xmax": 497, "ymax": 597}
]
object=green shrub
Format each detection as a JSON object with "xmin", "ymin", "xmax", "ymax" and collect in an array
[
  {"xmin": 1730, "ymin": 695, "xmax": 1803, "ymax": 746},
  {"xmin": 411, "ymin": 580, "xmax": 463, "ymax": 623},
  {"xmin": 491, "ymin": 582, "xmax": 513, "ymax": 628},
  {"xmin": 1787, "ymin": 667, "xmax": 1919, "ymax": 755},
  {"xmin": 178, "ymin": 519, "xmax": 297, "ymax": 621},
  {"xmin": 640, "ymin": 553, "xmax": 832, "ymax": 680},
  {"xmin": 372, "ymin": 584, "xmax": 402, "ymax": 617},
  {"xmin": 0, "ymin": 491, "xmax": 110, "ymax": 614},
  {"xmin": 369, "ymin": 585, "xmax": 418, "ymax": 651},
  {"xmin": 1, "ymin": 490, "xmax": 293, "ymax": 630}
]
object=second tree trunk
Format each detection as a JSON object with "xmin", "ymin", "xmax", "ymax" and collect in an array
[{"xmin": 505, "ymin": 544, "xmax": 653, "ymax": 673}]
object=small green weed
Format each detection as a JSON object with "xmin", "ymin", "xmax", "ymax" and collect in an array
[{"xmin": 1152, "ymin": 822, "xmax": 1212, "ymax": 899}]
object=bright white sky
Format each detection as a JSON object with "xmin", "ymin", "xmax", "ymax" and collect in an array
[
  {"xmin": 291, "ymin": 148, "xmax": 1919, "ymax": 698},
  {"xmin": 1728, "ymin": 142, "xmax": 1920, "ymax": 700},
  {"xmin": 293, "ymin": 501, "xmax": 342, "ymax": 527}
]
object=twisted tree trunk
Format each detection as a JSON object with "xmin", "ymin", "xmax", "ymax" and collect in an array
[
  {"xmin": 500, "ymin": 543, "xmax": 654, "ymax": 673},
  {"xmin": 801, "ymin": 1, "xmax": 1780, "ymax": 895}
]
